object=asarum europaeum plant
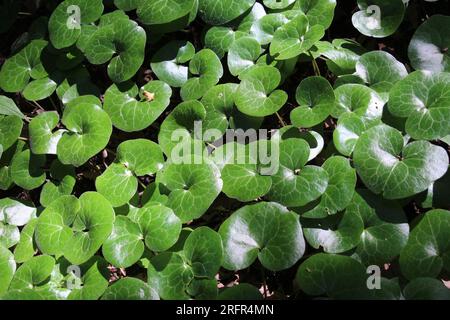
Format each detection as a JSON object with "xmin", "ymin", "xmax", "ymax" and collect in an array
[{"xmin": 0, "ymin": 0, "xmax": 449, "ymax": 301}]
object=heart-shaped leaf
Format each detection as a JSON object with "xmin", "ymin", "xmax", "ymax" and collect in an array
[
  {"xmin": 352, "ymin": 0, "xmax": 405, "ymax": 38},
  {"xmin": 350, "ymin": 189, "xmax": 409, "ymax": 266},
  {"xmin": 9, "ymin": 255, "xmax": 55, "ymax": 291},
  {"xmin": 250, "ymin": 13, "xmax": 289, "ymax": 45},
  {"xmin": 301, "ymin": 156, "xmax": 357, "ymax": 218},
  {"xmin": 29, "ymin": 112, "xmax": 65, "ymax": 155},
  {"xmin": 333, "ymin": 113, "xmax": 372, "ymax": 156},
  {"xmin": 270, "ymin": 12, "xmax": 325, "ymax": 60},
  {"xmin": 35, "ymin": 192, "xmax": 115, "ymax": 265},
  {"xmin": 295, "ymin": 253, "xmax": 366, "ymax": 299},
  {"xmin": 83, "ymin": 11, "xmax": 146, "ymax": 83},
  {"xmin": 198, "ymin": 0, "xmax": 255, "ymax": 25},
  {"xmin": 136, "ymin": 203, "xmax": 182, "ymax": 252},
  {"xmin": 57, "ymin": 102, "xmax": 112, "ymax": 167},
  {"xmin": 332, "ymin": 83, "xmax": 384, "ymax": 120},
  {"xmin": 235, "ymin": 65, "xmax": 288, "ymax": 117},
  {"xmin": 0, "ymin": 115, "xmax": 23, "ymax": 151},
  {"xmin": 0, "ymin": 198, "xmax": 36, "ymax": 226},
  {"xmin": 180, "ymin": 49, "xmax": 223, "ymax": 101},
  {"xmin": 150, "ymin": 40, "xmax": 195, "ymax": 87},
  {"xmin": 156, "ymin": 159, "xmax": 222, "ymax": 223},
  {"xmin": 48, "ymin": 0, "xmax": 104, "ymax": 49},
  {"xmin": 353, "ymin": 124, "xmax": 449, "ymax": 199},
  {"xmin": 266, "ymin": 138, "xmax": 329, "ymax": 207},
  {"xmin": 290, "ymin": 76, "xmax": 335, "ymax": 128},
  {"xmin": 40, "ymin": 160, "xmax": 76, "ymax": 207},
  {"xmin": 137, "ymin": 0, "xmax": 198, "ymax": 32},
  {"xmin": 388, "ymin": 71, "xmax": 450, "ymax": 140},
  {"xmin": 227, "ymin": 36, "xmax": 261, "ymax": 77},
  {"xmin": 102, "ymin": 277, "xmax": 158, "ymax": 300},
  {"xmin": 219, "ymin": 202, "xmax": 305, "ymax": 271},
  {"xmin": 104, "ymin": 80, "xmax": 172, "ymax": 132},
  {"xmin": 408, "ymin": 15, "xmax": 450, "ymax": 73},
  {"xmin": 184, "ymin": 226, "xmax": 223, "ymax": 278},
  {"xmin": 400, "ymin": 209, "xmax": 450, "ymax": 280},
  {"xmin": 0, "ymin": 40, "xmax": 48, "ymax": 93},
  {"xmin": 102, "ymin": 216, "xmax": 144, "ymax": 268}
]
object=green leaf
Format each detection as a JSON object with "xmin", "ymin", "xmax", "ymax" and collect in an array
[
  {"xmin": 0, "ymin": 222, "xmax": 20, "ymax": 248},
  {"xmin": 227, "ymin": 36, "xmax": 261, "ymax": 77},
  {"xmin": 35, "ymin": 192, "xmax": 115, "ymax": 265},
  {"xmin": 270, "ymin": 13, "xmax": 324, "ymax": 60},
  {"xmin": 295, "ymin": 253, "xmax": 366, "ymax": 299},
  {"xmin": 137, "ymin": 0, "xmax": 198, "ymax": 32},
  {"xmin": 355, "ymin": 51, "xmax": 407, "ymax": 96},
  {"xmin": 218, "ymin": 284, "xmax": 263, "ymax": 300},
  {"xmin": 250, "ymin": 13, "xmax": 289, "ymax": 45},
  {"xmin": 180, "ymin": 49, "xmax": 223, "ymax": 101},
  {"xmin": 13, "ymin": 219, "xmax": 38, "ymax": 264},
  {"xmin": 352, "ymin": 0, "xmax": 405, "ymax": 38},
  {"xmin": 29, "ymin": 112, "xmax": 65, "ymax": 155},
  {"xmin": 205, "ymin": 27, "xmax": 246, "ymax": 59},
  {"xmin": 136, "ymin": 204, "xmax": 182, "ymax": 252},
  {"xmin": 104, "ymin": 81, "xmax": 172, "ymax": 132},
  {"xmin": 198, "ymin": 0, "xmax": 255, "ymax": 25},
  {"xmin": 68, "ymin": 257, "xmax": 109, "ymax": 300},
  {"xmin": 48, "ymin": 0, "xmax": 104, "ymax": 49},
  {"xmin": 403, "ymin": 278, "xmax": 450, "ymax": 300},
  {"xmin": 333, "ymin": 113, "xmax": 371, "ymax": 156},
  {"xmin": 302, "ymin": 207, "xmax": 364, "ymax": 254},
  {"xmin": 350, "ymin": 189, "xmax": 409, "ymax": 266},
  {"xmin": 187, "ymin": 279, "xmax": 218, "ymax": 300},
  {"xmin": 150, "ymin": 40, "xmax": 195, "ymax": 87},
  {"xmin": 332, "ymin": 83, "xmax": 384, "ymax": 120},
  {"xmin": 57, "ymin": 102, "xmax": 112, "ymax": 167},
  {"xmin": 102, "ymin": 277, "xmax": 158, "ymax": 300},
  {"xmin": 184, "ymin": 226, "xmax": 223, "ymax": 278},
  {"xmin": 388, "ymin": 71, "xmax": 450, "ymax": 140},
  {"xmin": 40, "ymin": 160, "xmax": 76, "ymax": 207},
  {"xmin": 11, "ymin": 149, "xmax": 46, "ymax": 190},
  {"xmin": 0, "ymin": 198, "xmax": 36, "ymax": 226},
  {"xmin": 400, "ymin": 209, "xmax": 450, "ymax": 280},
  {"xmin": 102, "ymin": 216, "xmax": 144, "ymax": 268},
  {"xmin": 294, "ymin": 0, "xmax": 337, "ymax": 29},
  {"xmin": 158, "ymin": 100, "xmax": 206, "ymax": 157},
  {"xmin": 114, "ymin": 0, "xmax": 140, "ymax": 11},
  {"xmin": 301, "ymin": 156, "xmax": 357, "ymax": 218},
  {"xmin": 0, "ymin": 141, "xmax": 26, "ymax": 191},
  {"xmin": 9, "ymin": 255, "xmax": 55, "ymax": 290},
  {"xmin": 0, "ymin": 96, "xmax": 26, "ymax": 119},
  {"xmin": 408, "ymin": 15, "xmax": 450, "ymax": 73},
  {"xmin": 0, "ymin": 115, "xmax": 23, "ymax": 154},
  {"xmin": 83, "ymin": 12, "xmax": 146, "ymax": 83},
  {"xmin": 235, "ymin": 65, "xmax": 288, "ymax": 117},
  {"xmin": 353, "ymin": 124, "xmax": 449, "ymax": 199},
  {"xmin": 290, "ymin": 76, "xmax": 335, "ymax": 128},
  {"xmin": 22, "ymin": 76, "xmax": 59, "ymax": 102},
  {"xmin": 219, "ymin": 202, "xmax": 305, "ymax": 271},
  {"xmin": 156, "ymin": 159, "xmax": 222, "ymax": 223},
  {"xmin": 96, "ymin": 163, "xmax": 138, "ymax": 207},
  {"xmin": 266, "ymin": 138, "xmax": 329, "ymax": 207},
  {"xmin": 147, "ymin": 252, "xmax": 194, "ymax": 300},
  {"xmin": 0, "ymin": 246, "xmax": 15, "ymax": 296},
  {"xmin": 0, "ymin": 40, "xmax": 48, "ymax": 92}
]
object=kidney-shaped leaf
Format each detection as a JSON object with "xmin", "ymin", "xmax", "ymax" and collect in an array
[
  {"xmin": 353, "ymin": 124, "xmax": 449, "ymax": 199},
  {"xmin": 219, "ymin": 202, "xmax": 305, "ymax": 271}
]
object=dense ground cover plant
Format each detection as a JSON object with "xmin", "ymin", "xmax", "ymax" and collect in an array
[{"xmin": 0, "ymin": 0, "xmax": 449, "ymax": 300}]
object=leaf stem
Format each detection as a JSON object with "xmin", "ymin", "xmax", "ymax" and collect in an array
[
  {"xmin": 275, "ymin": 112, "xmax": 287, "ymax": 127},
  {"xmin": 309, "ymin": 51, "xmax": 321, "ymax": 76}
]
